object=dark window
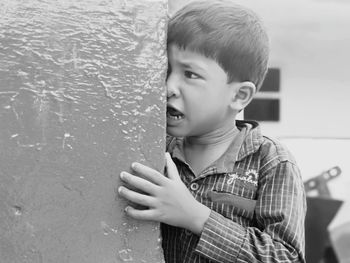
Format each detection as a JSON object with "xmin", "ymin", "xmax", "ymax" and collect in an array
[
  {"xmin": 244, "ymin": 68, "xmax": 281, "ymax": 122},
  {"xmin": 245, "ymin": 98, "xmax": 280, "ymax": 121},
  {"xmin": 260, "ymin": 68, "xmax": 280, "ymax": 92}
]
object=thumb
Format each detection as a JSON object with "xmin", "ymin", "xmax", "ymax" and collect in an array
[{"xmin": 165, "ymin": 152, "xmax": 180, "ymax": 180}]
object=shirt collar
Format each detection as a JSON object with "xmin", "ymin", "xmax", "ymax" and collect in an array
[
  {"xmin": 167, "ymin": 120, "xmax": 264, "ymax": 175},
  {"xmin": 235, "ymin": 120, "xmax": 264, "ymax": 162}
]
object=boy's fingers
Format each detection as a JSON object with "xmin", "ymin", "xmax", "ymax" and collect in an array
[
  {"xmin": 165, "ymin": 152, "xmax": 180, "ymax": 180},
  {"xmin": 124, "ymin": 206, "xmax": 158, "ymax": 221},
  {"xmin": 120, "ymin": 172, "xmax": 159, "ymax": 194},
  {"xmin": 131, "ymin": 163, "xmax": 166, "ymax": 185},
  {"xmin": 118, "ymin": 186, "xmax": 155, "ymax": 207}
]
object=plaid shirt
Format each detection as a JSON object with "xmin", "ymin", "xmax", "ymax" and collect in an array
[{"xmin": 162, "ymin": 120, "xmax": 306, "ymax": 263}]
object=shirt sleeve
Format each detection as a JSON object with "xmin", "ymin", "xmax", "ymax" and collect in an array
[{"xmin": 195, "ymin": 160, "xmax": 307, "ymax": 263}]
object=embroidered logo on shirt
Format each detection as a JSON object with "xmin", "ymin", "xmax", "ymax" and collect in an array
[
  {"xmin": 245, "ymin": 169, "xmax": 258, "ymax": 186},
  {"xmin": 226, "ymin": 169, "xmax": 258, "ymax": 186},
  {"xmin": 227, "ymin": 173, "xmax": 239, "ymax": 185}
]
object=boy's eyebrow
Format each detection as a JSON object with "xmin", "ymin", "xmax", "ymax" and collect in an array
[{"xmin": 177, "ymin": 61, "xmax": 207, "ymax": 72}]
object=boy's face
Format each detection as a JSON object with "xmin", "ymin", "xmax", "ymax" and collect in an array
[{"xmin": 166, "ymin": 44, "xmax": 236, "ymax": 138}]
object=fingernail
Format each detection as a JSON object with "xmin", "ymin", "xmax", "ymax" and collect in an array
[
  {"xmin": 124, "ymin": 206, "xmax": 129, "ymax": 212},
  {"xmin": 131, "ymin": 163, "xmax": 137, "ymax": 169},
  {"xmin": 118, "ymin": 186, "xmax": 122, "ymax": 194}
]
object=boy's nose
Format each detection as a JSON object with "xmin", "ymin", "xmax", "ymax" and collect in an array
[{"xmin": 166, "ymin": 74, "xmax": 180, "ymax": 99}]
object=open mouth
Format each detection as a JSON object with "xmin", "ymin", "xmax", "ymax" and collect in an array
[{"xmin": 167, "ymin": 105, "xmax": 184, "ymax": 120}]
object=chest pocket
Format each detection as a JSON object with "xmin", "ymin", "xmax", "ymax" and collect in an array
[{"xmin": 208, "ymin": 169, "xmax": 258, "ymax": 220}]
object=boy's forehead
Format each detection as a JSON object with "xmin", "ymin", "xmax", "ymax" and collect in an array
[
  {"xmin": 168, "ymin": 44, "xmax": 212, "ymax": 68},
  {"xmin": 168, "ymin": 44, "xmax": 193, "ymax": 58},
  {"xmin": 167, "ymin": 44, "xmax": 228, "ymax": 81}
]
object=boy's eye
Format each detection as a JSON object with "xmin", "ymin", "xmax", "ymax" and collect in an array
[{"xmin": 184, "ymin": 70, "xmax": 200, "ymax": 79}]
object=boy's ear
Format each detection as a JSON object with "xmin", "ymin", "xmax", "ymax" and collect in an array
[{"xmin": 230, "ymin": 81, "xmax": 256, "ymax": 111}]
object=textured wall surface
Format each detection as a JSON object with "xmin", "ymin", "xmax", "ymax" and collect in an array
[{"xmin": 0, "ymin": 0, "xmax": 167, "ymax": 262}]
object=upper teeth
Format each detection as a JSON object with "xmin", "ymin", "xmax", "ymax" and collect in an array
[{"xmin": 167, "ymin": 113, "xmax": 183, "ymax": 120}]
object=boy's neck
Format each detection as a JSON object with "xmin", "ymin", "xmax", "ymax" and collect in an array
[
  {"xmin": 184, "ymin": 122, "xmax": 238, "ymax": 148},
  {"xmin": 182, "ymin": 122, "xmax": 239, "ymax": 176}
]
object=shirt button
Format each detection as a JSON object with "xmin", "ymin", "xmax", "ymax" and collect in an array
[{"xmin": 190, "ymin": 183, "xmax": 199, "ymax": 191}]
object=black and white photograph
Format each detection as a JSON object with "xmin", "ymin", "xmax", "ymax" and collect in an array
[{"xmin": 0, "ymin": 0, "xmax": 349, "ymax": 262}]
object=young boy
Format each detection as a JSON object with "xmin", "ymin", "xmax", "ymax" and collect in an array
[{"xmin": 118, "ymin": 1, "xmax": 306, "ymax": 262}]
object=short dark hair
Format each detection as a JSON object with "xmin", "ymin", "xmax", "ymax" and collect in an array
[{"xmin": 168, "ymin": 0, "xmax": 270, "ymax": 90}]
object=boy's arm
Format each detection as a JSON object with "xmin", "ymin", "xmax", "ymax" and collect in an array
[
  {"xmin": 118, "ymin": 153, "xmax": 211, "ymax": 234},
  {"xmin": 195, "ymin": 160, "xmax": 306, "ymax": 263},
  {"xmin": 119, "ymin": 152, "xmax": 306, "ymax": 262}
]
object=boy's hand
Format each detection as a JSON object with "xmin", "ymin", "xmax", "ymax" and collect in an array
[{"xmin": 118, "ymin": 152, "xmax": 210, "ymax": 235}]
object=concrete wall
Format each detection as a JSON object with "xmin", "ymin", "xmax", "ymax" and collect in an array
[{"xmin": 0, "ymin": 0, "xmax": 167, "ymax": 262}]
